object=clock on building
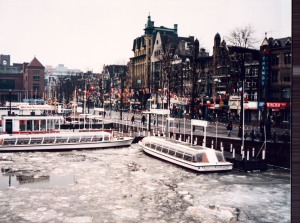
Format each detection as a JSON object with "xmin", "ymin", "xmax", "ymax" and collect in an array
[{"xmin": 2, "ymin": 60, "xmax": 7, "ymax": 65}]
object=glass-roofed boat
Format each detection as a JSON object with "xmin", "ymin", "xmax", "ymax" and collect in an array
[
  {"xmin": 0, "ymin": 131, "xmax": 133, "ymax": 152},
  {"xmin": 138, "ymin": 136, "xmax": 233, "ymax": 172}
]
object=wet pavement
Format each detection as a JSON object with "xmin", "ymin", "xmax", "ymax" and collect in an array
[{"xmin": 0, "ymin": 145, "xmax": 290, "ymax": 223}]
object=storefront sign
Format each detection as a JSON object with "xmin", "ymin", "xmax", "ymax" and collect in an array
[
  {"xmin": 267, "ymin": 102, "xmax": 289, "ymax": 109},
  {"xmin": 18, "ymin": 105, "xmax": 52, "ymax": 110},
  {"xmin": 261, "ymin": 51, "xmax": 269, "ymax": 86},
  {"xmin": 258, "ymin": 102, "xmax": 265, "ymax": 110},
  {"xmin": 229, "ymin": 101, "xmax": 240, "ymax": 109},
  {"xmin": 229, "ymin": 96, "xmax": 241, "ymax": 101},
  {"xmin": 244, "ymin": 101, "xmax": 258, "ymax": 110}
]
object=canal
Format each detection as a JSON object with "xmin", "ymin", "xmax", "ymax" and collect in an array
[{"xmin": 0, "ymin": 145, "xmax": 290, "ymax": 223}]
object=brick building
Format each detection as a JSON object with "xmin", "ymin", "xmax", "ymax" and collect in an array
[{"xmin": 0, "ymin": 55, "xmax": 45, "ymax": 103}]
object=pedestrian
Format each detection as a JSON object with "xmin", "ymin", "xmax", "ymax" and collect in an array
[
  {"xmin": 250, "ymin": 129, "xmax": 255, "ymax": 142},
  {"xmin": 141, "ymin": 115, "xmax": 146, "ymax": 125},
  {"xmin": 227, "ymin": 121, "xmax": 233, "ymax": 136},
  {"xmin": 103, "ymin": 111, "xmax": 106, "ymax": 118},
  {"xmin": 131, "ymin": 115, "xmax": 135, "ymax": 124}
]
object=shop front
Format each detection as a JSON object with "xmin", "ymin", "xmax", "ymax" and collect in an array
[{"xmin": 266, "ymin": 102, "xmax": 290, "ymax": 124}]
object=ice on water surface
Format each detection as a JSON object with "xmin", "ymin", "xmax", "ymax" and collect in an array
[{"xmin": 0, "ymin": 145, "xmax": 290, "ymax": 223}]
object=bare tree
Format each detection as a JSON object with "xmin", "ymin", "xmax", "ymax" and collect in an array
[{"xmin": 225, "ymin": 25, "xmax": 259, "ymax": 48}]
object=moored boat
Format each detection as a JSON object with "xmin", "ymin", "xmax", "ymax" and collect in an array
[
  {"xmin": 138, "ymin": 136, "xmax": 233, "ymax": 172},
  {"xmin": 0, "ymin": 131, "xmax": 133, "ymax": 152}
]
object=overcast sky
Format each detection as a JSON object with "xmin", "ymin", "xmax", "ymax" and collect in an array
[{"xmin": 0, "ymin": 0, "xmax": 291, "ymax": 73}]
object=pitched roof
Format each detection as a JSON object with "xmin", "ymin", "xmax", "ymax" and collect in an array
[{"xmin": 28, "ymin": 57, "xmax": 44, "ymax": 68}]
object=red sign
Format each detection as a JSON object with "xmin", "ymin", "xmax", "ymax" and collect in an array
[{"xmin": 266, "ymin": 102, "xmax": 289, "ymax": 109}]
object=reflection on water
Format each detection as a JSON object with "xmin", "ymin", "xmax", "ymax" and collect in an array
[{"xmin": 0, "ymin": 173, "xmax": 75, "ymax": 190}]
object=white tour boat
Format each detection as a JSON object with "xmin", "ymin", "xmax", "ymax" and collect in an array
[
  {"xmin": 138, "ymin": 136, "xmax": 233, "ymax": 172},
  {"xmin": 0, "ymin": 131, "xmax": 133, "ymax": 152}
]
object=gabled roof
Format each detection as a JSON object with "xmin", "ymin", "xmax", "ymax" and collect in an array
[
  {"xmin": 28, "ymin": 57, "xmax": 44, "ymax": 68},
  {"xmin": 270, "ymin": 37, "xmax": 292, "ymax": 48}
]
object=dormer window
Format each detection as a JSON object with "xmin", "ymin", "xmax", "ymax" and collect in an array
[
  {"xmin": 285, "ymin": 38, "xmax": 291, "ymax": 47},
  {"xmin": 274, "ymin": 41, "xmax": 279, "ymax": 47}
]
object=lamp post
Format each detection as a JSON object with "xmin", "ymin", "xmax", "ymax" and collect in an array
[
  {"xmin": 9, "ymin": 89, "xmax": 12, "ymax": 116},
  {"xmin": 238, "ymin": 56, "xmax": 245, "ymax": 139},
  {"xmin": 214, "ymin": 78, "xmax": 221, "ymax": 149}
]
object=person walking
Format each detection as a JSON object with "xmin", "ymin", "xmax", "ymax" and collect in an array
[
  {"xmin": 141, "ymin": 115, "xmax": 146, "ymax": 126},
  {"xmin": 131, "ymin": 115, "xmax": 135, "ymax": 124},
  {"xmin": 227, "ymin": 121, "xmax": 233, "ymax": 137}
]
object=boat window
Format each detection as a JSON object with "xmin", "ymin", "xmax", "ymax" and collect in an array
[
  {"xmin": 3, "ymin": 138, "xmax": 17, "ymax": 145},
  {"xmin": 92, "ymin": 135, "xmax": 104, "ymax": 142},
  {"xmin": 104, "ymin": 136, "xmax": 109, "ymax": 141},
  {"xmin": 43, "ymin": 137, "xmax": 55, "ymax": 144},
  {"xmin": 30, "ymin": 138, "xmax": 43, "ymax": 144},
  {"xmin": 156, "ymin": 145, "xmax": 162, "ymax": 151},
  {"xmin": 150, "ymin": 144, "xmax": 156, "ymax": 149},
  {"xmin": 175, "ymin": 152, "xmax": 183, "ymax": 158},
  {"xmin": 215, "ymin": 151, "xmax": 226, "ymax": 162},
  {"xmin": 56, "ymin": 137, "xmax": 68, "ymax": 143},
  {"xmin": 168, "ymin": 149, "xmax": 175, "ymax": 156},
  {"xmin": 183, "ymin": 154, "xmax": 193, "ymax": 162},
  {"xmin": 162, "ymin": 147, "xmax": 169, "ymax": 154},
  {"xmin": 68, "ymin": 136, "xmax": 80, "ymax": 143},
  {"xmin": 82, "ymin": 136, "xmax": 93, "ymax": 142},
  {"xmin": 195, "ymin": 153, "xmax": 209, "ymax": 163}
]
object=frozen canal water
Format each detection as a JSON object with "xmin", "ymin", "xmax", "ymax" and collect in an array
[{"xmin": 0, "ymin": 145, "xmax": 290, "ymax": 223}]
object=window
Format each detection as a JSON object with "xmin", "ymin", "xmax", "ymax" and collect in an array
[
  {"xmin": 33, "ymin": 83, "xmax": 39, "ymax": 91},
  {"xmin": 33, "ymin": 75, "xmax": 40, "ymax": 81},
  {"xmin": 271, "ymin": 71, "xmax": 278, "ymax": 82},
  {"xmin": 272, "ymin": 91, "xmax": 280, "ymax": 99},
  {"xmin": 272, "ymin": 54, "xmax": 279, "ymax": 65},
  {"xmin": 0, "ymin": 79, "xmax": 15, "ymax": 89},
  {"xmin": 282, "ymin": 87, "xmax": 290, "ymax": 99},
  {"xmin": 284, "ymin": 53, "xmax": 291, "ymax": 64},
  {"xmin": 283, "ymin": 77, "xmax": 290, "ymax": 82},
  {"xmin": 168, "ymin": 149, "xmax": 175, "ymax": 156}
]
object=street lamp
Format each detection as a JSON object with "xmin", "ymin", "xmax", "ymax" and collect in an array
[{"xmin": 9, "ymin": 89, "xmax": 12, "ymax": 116}]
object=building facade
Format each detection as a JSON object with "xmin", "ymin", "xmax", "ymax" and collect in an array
[
  {"xmin": 130, "ymin": 15, "xmax": 178, "ymax": 90},
  {"xmin": 23, "ymin": 57, "xmax": 45, "ymax": 99},
  {"xmin": 260, "ymin": 36, "xmax": 291, "ymax": 123}
]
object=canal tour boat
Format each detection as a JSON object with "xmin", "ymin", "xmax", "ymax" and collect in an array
[
  {"xmin": 138, "ymin": 136, "xmax": 233, "ymax": 172},
  {"xmin": 0, "ymin": 131, "xmax": 133, "ymax": 152}
]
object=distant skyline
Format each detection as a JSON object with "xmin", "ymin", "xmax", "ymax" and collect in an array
[{"xmin": 0, "ymin": 0, "xmax": 291, "ymax": 73}]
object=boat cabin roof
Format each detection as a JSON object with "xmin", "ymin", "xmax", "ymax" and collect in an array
[
  {"xmin": 0, "ymin": 131, "xmax": 111, "ymax": 140},
  {"xmin": 143, "ymin": 136, "xmax": 208, "ymax": 155}
]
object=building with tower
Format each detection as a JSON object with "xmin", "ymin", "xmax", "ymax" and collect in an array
[
  {"xmin": 0, "ymin": 55, "xmax": 45, "ymax": 104},
  {"xmin": 129, "ymin": 15, "xmax": 178, "ymax": 90}
]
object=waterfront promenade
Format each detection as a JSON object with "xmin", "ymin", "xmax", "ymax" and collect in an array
[{"xmin": 100, "ymin": 110, "xmax": 289, "ymax": 142}]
